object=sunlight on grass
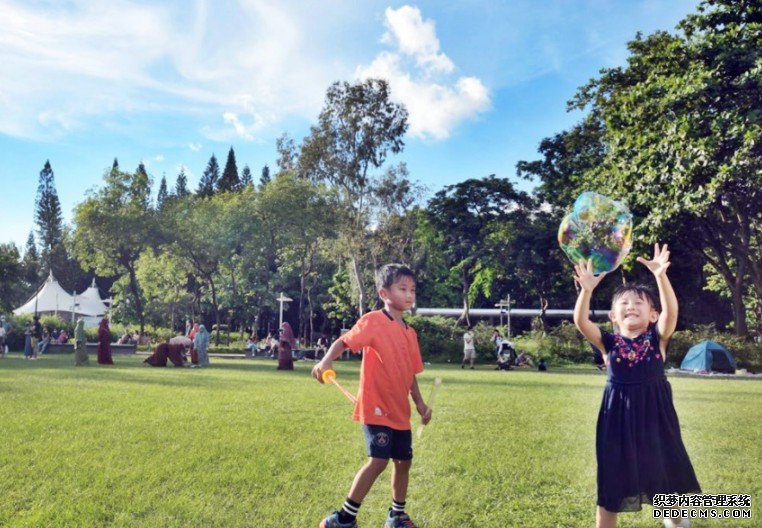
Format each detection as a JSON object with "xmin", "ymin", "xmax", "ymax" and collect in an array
[{"xmin": 1, "ymin": 354, "xmax": 759, "ymax": 527}]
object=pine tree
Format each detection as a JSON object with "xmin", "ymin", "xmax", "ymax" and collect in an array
[
  {"xmin": 34, "ymin": 160, "xmax": 63, "ymax": 271},
  {"xmin": 112, "ymin": 158, "xmax": 119, "ymax": 171},
  {"xmin": 197, "ymin": 154, "xmax": 220, "ymax": 197},
  {"xmin": 260, "ymin": 164, "xmax": 271, "ymax": 188},
  {"xmin": 157, "ymin": 174, "xmax": 168, "ymax": 209},
  {"xmin": 21, "ymin": 231, "xmax": 41, "ymax": 286},
  {"xmin": 218, "ymin": 146, "xmax": 240, "ymax": 192},
  {"xmin": 240, "ymin": 165, "xmax": 253, "ymax": 187},
  {"xmin": 132, "ymin": 163, "xmax": 152, "ymax": 209},
  {"xmin": 175, "ymin": 168, "xmax": 190, "ymax": 196}
]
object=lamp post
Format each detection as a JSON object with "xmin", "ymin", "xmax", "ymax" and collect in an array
[
  {"xmin": 276, "ymin": 292, "xmax": 292, "ymax": 328},
  {"xmin": 495, "ymin": 295, "xmax": 511, "ymax": 337}
]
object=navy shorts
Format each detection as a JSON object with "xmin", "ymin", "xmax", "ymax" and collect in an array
[{"xmin": 362, "ymin": 424, "xmax": 413, "ymax": 461}]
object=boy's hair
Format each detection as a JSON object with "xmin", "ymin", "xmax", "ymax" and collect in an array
[
  {"xmin": 611, "ymin": 283, "xmax": 660, "ymax": 311},
  {"xmin": 375, "ymin": 263, "xmax": 415, "ymax": 290}
]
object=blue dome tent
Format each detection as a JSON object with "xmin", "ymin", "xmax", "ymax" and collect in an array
[{"xmin": 680, "ymin": 340, "xmax": 736, "ymax": 373}]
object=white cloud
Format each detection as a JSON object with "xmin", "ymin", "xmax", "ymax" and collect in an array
[
  {"xmin": 0, "ymin": 0, "xmax": 339, "ymax": 141},
  {"xmin": 188, "ymin": 142, "xmax": 203, "ymax": 152},
  {"xmin": 154, "ymin": 155, "xmax": 165, "ymax": 162},
  {"xmin": 357, "ymin": 6, "xmax": 490, "ymax": 140},
  {"xmin": 381, "ymin": 5, "xmax": 453, "ymax": 74}
]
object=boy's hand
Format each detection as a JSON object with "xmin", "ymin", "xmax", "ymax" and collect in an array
[
  {"xmin": 573, "ymin": 259, "xmax": 606, "ymax": 292},
  {"xmin": 311, "ymin": 360, "xmax": 333, "ymax": 383},
  {"xmin": 417, "ymin": 402, "xmax": 432, "ymax": 425},
  {"xmin": 637, "ymin": 243, "xmax": 671, "ymax": 278}
]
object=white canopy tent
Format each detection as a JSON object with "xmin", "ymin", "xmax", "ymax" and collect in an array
[
  {"xmin": 13, "ymin": 274, "xmax": 110, "ymax": 320},
  {"xmin": 75, "ymin": 278, "xmax": 111, "ymax": 317}
]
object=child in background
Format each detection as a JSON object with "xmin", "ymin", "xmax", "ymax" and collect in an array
[
  {"xmin": 573, "ymin": 244, "xmax": 700, "ymax": 528},
  {"xmin": 312, "ymin": 264, "xmax": 431, "ymax": 528}
]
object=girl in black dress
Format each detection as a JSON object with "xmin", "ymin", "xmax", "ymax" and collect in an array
[{"xmin": 573, "ymin": 244, "xmax": 700, "ymax": 528}]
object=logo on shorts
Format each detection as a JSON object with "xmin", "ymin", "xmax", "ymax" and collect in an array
[{"xmin": 374, "ymin": 432, "xmax": 390, "ymax": 447}]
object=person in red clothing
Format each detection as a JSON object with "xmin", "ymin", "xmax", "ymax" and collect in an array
[
  {"xmin": 312, "ymin": 263, "xmax": 431, "ymax": 528},
  {"xmin": 96, "ymin": 317, "xmax": 113, "ymax": 365},
  {"xmin": 188, "ymin": 322, "xmax": 200, "ymax": 364}
]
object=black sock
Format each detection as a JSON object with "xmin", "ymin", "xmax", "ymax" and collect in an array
[
  {"xmin": 391, "ymin": 498, "xmax": 406, "ymax": 516},
  {"xmin": 338, "ymin": 498, "xmax": 360, "ymax": 523}
]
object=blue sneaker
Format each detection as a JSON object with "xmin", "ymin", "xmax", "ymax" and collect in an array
[
  {"xmin": 320, "ymin": 511, "xmax": 357, "ymax": 528},
  {"xmin": 384, "ymin": 509, "xmax": 418, "ymax": 528}
]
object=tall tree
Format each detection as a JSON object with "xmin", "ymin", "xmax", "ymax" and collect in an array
[
  {"xmin": 156, "ymin": 174, "xmax": 169, "ymax": 209},
  {"xmin": 21, "ymin": 231, "xmax": 41, "ymax": 288},
  {"xmin": 258, "ymin": 172, "xmax": 337, "ymax": 340},
  {"xmin": 275, "ymin": 134, "xmax": 298, "ymax": 174},
  {"xmin": 299, "ymin": 78, "xmax": 408, "ymax": 315},
  {"xmin": 240, "ymin": 165, "xmax": 253, "ymax": 187},
  {"xmin": 568, "ymin": 0, "xmax": 761, "ymax": 336},
  {"xmin": 71, "ymin": 166, "xmax": 156, "ymax": 333},
  {"xmin": 197, "ymin": 155, "xmax": 220, "ymax": 197},
  {"xmin": 260, "ymin": 165, "xmax": 271, "ymax": 188},
  {"xmin": 218, "ymin": 147, "xmax": 240, "ymax": 192},
  {"xmin": 0, "ymin": 243, "xmax": 23, "ymax": 312},
  {"xmin": 427, "ymin": 175, "xmax": 531, "ymax": 324},
  {"xmin": 175, "ymin": 168, "xmax": 190, "ymax": 197},
  {"xmin": 166, "ymin": 194, "xmax": 238, "ymax": 344},
  {"xmin": 34, "ymin": 160, "xmax": 64, "ymax": 272}
]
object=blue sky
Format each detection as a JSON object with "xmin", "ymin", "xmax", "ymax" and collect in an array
[{"xmin": 0, "ymin": 0, "xmax": 699, "ymax": 249}]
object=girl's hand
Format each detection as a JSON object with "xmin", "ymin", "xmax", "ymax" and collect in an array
[
  {"xmin": 573, "ymin": 259, "xmax": 606, "ymax": 292},
  {"xmin": 637, "ymin": 243, "xmax": 671, "ymax": 277},
  {"xmin": 417, "ymin": 402, "xmax": 432, "ymax": 425}
]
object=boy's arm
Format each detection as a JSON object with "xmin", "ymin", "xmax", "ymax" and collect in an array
[
  {"xmin": 573, "ymin": 260, "xmax": 605, "ymax": 352},
  {"xmin": 311, "ymin": 337, "xmax": 349, "ymax": 382},
  {"xmin": 410, "ymin": 376, "xmax": 431, "ymax": 425},
  {"xmin": 637, "ymin": 243, "xmax": 677, "ymax": 343}
]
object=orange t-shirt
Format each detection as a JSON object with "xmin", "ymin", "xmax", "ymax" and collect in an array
[{"xmin": 341, "ymin": 310, "xmax": 424, "ymax": 430}]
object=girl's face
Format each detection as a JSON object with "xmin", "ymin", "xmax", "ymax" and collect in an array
[
  {"xmin": 379, "ymin": 276, "xmax": 416, "ymax": 313},
  {"xmin": 609, "ymin": 291, "xmax": 658, "ymax": 333}
]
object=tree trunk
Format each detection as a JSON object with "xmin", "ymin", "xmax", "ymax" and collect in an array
[
  {"xmin": 299, "ymin": 268, "xmax": 306, "ymax": 342},
  {"xmin": 209, "ymin": 277, "xmax": 221, "ymax": 345},
  {"xmin": 307, "ymin": 281, "xmax": 315, "ymax": 345},
  {"xmin": 124, "ymin": 260, "xmax": 145, "ymax": 335},
  {"xmin": 457, "ymin": 266, "xmax": 471, "ymax": 327},
  {"xmin": 730, "ymin": 259, "xmax": 748, "ymax": 337},
  {"xmin": 350, "ymin": 254, "xmax": 366, "ymax": 316}
]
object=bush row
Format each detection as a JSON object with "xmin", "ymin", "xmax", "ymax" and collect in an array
[{"xmin": 4, "ymin": 313, "xmax": 759, "ymax": 370}]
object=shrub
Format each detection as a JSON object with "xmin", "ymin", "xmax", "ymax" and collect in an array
[{"xmin": 405, "ymin": 315, "xmax": 499, "ymax": 363}]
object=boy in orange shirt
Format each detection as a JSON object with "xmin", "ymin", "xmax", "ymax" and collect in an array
[{"xmin": 312, "ymin": 263, "xmax": 432, "ymax": 528}]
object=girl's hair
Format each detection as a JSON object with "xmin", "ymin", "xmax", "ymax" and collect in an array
[
  {"xmin": 611, "ymin": 283, "xmax": 660, "ymax": 311},
  {"xmin": 375, "ymin": 263, "xmax": 415, "ymax": 290}
]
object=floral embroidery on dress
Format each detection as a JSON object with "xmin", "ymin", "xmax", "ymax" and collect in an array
[{"xmin": 611, "ymin": 328, "xmax": 662, "ymax": 366}]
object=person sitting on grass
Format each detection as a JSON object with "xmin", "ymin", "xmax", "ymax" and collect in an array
[
  {"xmin": 514, "ymin": 350, "xmax": 535, "ymax": 368},
  {"xmin": 245, "ymin": 334, "xmax": 258, "ymax": 357},
  {"xmin": 312, "ymin": 263, "xmax": 431, "ymax": 528},
  {"xmin": 495, "ymin": 348, "xmax": 513, "ymax": 371}
]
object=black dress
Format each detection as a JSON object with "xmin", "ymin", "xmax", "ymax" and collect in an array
[{"xmin": 597, "ymin": 325, "xmax": 701, "ymax": 512}]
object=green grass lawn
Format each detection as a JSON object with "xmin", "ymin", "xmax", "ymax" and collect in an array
[{"xmin": 1, "ymin": 354, "xmax": 760, "ymax": 527}]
